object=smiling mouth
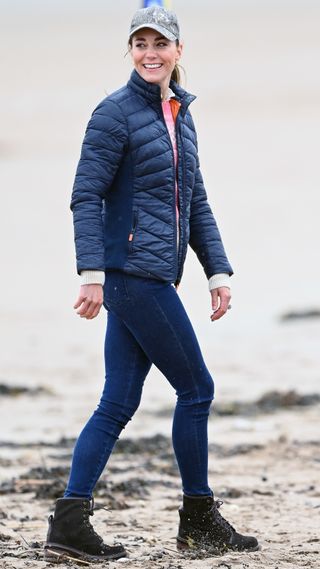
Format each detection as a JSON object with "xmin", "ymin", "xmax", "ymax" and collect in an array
[{"xmin": 143, "ymin": 63, "xmax": 163, "ymax": 69}]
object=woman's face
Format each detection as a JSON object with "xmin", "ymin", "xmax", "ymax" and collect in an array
[{"xmin": 130, "ymin": 28, "xmax": 182, "ymax": 91}]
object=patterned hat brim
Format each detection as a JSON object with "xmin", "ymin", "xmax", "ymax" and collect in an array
[{"xmin": 129, "ymin": 23, "xmax": 178, "ymax": 42}]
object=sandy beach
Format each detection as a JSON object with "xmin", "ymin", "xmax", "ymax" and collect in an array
[
  {"xmin": 1, "ymin": 397, "xmax": 320, "ymax": 568},
  {"xmin": 1, "ymin": 0, "xmax": 320, "ymax": 567}
]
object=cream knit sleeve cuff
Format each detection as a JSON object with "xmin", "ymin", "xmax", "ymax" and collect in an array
[
  {"xmin": 80, "ymin": 270, "xmax": 105, "ymax": 286},
  {"xmin": 208, "ymin": 273, "xmax": 231, "ymax": 291}
]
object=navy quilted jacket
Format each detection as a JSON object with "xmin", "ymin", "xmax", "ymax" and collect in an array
[{"xmin": 71, "ymin": 70, "xmax": 233, "ymax": 286}]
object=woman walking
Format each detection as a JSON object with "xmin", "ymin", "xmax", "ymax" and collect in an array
[{"xmin": 45, "ymin": 5, "xmax": 258, "ymax": 563}]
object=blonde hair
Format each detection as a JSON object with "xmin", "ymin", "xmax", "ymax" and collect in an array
[{"xmin": 171, "ymin": 62, "xmax": 181, "ymax": 85}]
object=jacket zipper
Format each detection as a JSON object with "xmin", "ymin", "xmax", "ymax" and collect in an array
[
  {"xmin": 160, "ymin": 103, "xmax": 179, "ymax": 282},
  {"xmin": 176, "ymin": 117, "xmax": 184, "ymax": 284}
]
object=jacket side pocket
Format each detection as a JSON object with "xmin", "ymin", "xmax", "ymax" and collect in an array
[{"xmin": 128, "ymin": 209, "xmax": 139, "ymax": 253}]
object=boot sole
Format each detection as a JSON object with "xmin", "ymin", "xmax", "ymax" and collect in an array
[
  {"xmin": 176, "ymin": 537, "xmax": 260, "ymax": 553},
  {"xmin": 44, "ymin": 544, "xmax": 127, "ymax": 564},
  {"xmin": 44, "ymin": 548, "xmax": 91, "ymax": 566}
]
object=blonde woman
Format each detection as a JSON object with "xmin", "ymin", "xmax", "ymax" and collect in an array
[{"xmin": 45, "ymin": 6, "xmax": 258, "ymax": 564}]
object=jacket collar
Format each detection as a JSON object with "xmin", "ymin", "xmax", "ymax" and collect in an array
[{"xmin": 127, "ymin": 69, "xmax": 196, "ymax": 115}]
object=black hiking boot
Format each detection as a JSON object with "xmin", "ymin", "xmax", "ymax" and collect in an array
[
  {"xmin": 177, "ymin": 495, "xmax": 259, "ymax": 554},
  {"xmin": 44, "ymin": 497, "xmax": 126, "ymax": 564}
]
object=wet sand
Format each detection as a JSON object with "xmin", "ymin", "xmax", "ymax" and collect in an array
[{"xmin": 0, "ymin": 391, "xmax": 319, "ymax": 568}]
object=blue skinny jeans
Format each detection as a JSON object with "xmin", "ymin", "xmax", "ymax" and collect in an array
[{"xmin": 65, "ymin": 271, "xmax": 214, "ymax": 498}]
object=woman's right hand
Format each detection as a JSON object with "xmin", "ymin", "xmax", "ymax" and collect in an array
[{"xmin": 73, "ymin": 284, "xmax": 104, "ymax": 320}]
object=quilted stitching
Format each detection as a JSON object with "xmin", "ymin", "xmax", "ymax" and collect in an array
[{"xmin": 71, "ymin": 70, "xmax": 233, "ymax": 284}]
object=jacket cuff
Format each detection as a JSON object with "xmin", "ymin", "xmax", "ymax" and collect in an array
[
  {"xmin": 80, "ymin": 270, "xmax": 105, "ymax": 286},
  {"xmin": 208, "ymin": 273, "xmax": 231, "ymax": 291}
]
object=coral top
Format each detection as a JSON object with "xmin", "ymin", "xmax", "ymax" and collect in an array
[{"xmin": 161, "ymin": 98, "xmax": 181, "ymax": 241}]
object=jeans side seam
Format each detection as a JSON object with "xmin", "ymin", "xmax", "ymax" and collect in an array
[
  {"xmin": 152, "ymin": 293, "xmax": 201, "ymax": 401},
  {"xmin": 152, "ymin": 294, "xmax": 205, "ymax": 491}
]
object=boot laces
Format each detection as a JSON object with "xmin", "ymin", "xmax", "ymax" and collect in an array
[
  {"xmin": 211, "ymin": 499, "xmax": 235, "ymax": 534},
  {"xmin": 82, "ymin": 497, "xmax": 103, "ymax": 544}
]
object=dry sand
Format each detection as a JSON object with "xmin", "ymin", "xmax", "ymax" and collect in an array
[{"xmin": 1, "ymin": 0, "xmax": 320, "ymax": 567}]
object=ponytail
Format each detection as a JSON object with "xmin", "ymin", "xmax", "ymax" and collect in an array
[{"xmin": 171, "ymin": 64, "xmax": 181, "ymax": 85}]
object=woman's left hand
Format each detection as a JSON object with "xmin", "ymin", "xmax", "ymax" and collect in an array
[
  {"xmin": 74, "ymin": 284, "xmax": 104, "ymax": 320},
  {"xmin": 210, "ymin": 286, "xmax": 231, "ymax": 321}
]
